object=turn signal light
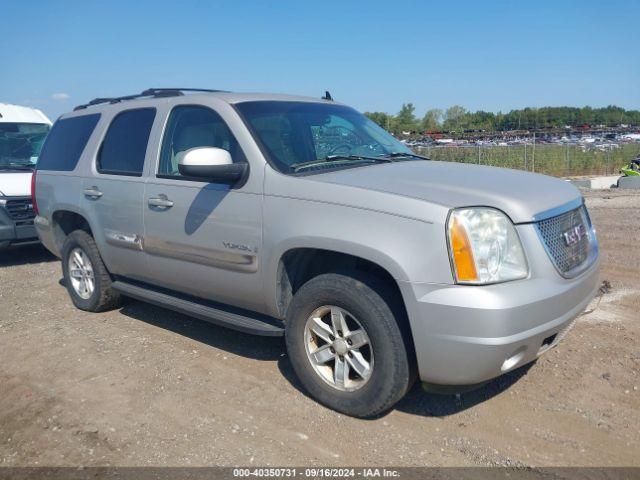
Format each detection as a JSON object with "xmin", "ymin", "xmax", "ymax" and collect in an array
[{"xmin": 449, "ymin": 216, "xmax": 478, "ymax": 282}]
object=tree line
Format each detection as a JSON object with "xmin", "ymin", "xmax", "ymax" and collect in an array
[{"xmin": 364, "ymin": 104, "xmax": 640, "ymax": 135}]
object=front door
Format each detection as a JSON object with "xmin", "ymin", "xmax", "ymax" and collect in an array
[{"xmin": 143, "ymin": 105, "xmax": 264, "ymax": 312}]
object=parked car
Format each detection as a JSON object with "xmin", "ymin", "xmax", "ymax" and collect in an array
[
  {"xmin": 33, "ymin": 88, "xmax": 600, "ymax": 417},
  {"xmin": 0, "ymin": 103, "xmax": 51, "ymax": 250}
]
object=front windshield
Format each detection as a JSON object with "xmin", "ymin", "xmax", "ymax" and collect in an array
[
  {"xmin": 235, "ymin": 101, "xmax": 412, "ymax": 174},
  {"xmin": 0, "ymin": 122, "xmax": 50, "ymax": 170}
]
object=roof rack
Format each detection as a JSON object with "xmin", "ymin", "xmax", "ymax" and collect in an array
[{"xmin": 73, "ymin": 88, "xmax": 227, "ymax": 111}]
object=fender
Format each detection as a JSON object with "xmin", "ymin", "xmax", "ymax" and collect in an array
[{"xmin": 264, "ymin": 235, "xmax": 416, "ymax": 319}]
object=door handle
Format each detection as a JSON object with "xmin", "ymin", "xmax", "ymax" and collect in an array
[
  {"xmin": 148, "ymin": 196, "xmax": 174, "ymax": 209},
  {"xmin": 83, "ymin": 187, "xmax": 103, "ymax": 199}
]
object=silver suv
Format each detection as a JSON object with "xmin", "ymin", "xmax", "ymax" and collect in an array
[{"xmin": 33, "ymin": 88, "xmax": 600, "ymax": 417}]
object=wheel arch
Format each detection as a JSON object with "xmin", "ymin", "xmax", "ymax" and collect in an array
[
  {"xmin": 270, "ymin": 239, "xmax": 412, "ymax": 326},
  {"xmin": 50, "ymin": 208, "xmax": 95, "ymax": 254}
]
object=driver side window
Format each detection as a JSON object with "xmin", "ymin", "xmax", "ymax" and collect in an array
[{"xmin": 158, "ymin": 105, "xmax": 245, "ymax": 177}]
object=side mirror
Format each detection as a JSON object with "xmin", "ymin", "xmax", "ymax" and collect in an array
[{"xmin": 177, "ymin": 147, "xmax": 248, "ymax": 186}]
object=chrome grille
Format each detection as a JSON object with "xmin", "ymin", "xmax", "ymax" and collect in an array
[
  {"xmin": 536, "ymin": 206, "xmax": 592, "ymax": 275},
  {"xmin": 2, "ymin": 198, "xmax": 36, "ymax": 222}
]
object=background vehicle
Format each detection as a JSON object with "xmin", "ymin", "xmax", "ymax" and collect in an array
[
  {"xmin": 0, "ymin": 103, "xmax": 51, "ymax": 250},
  {"xmin": 620, "ymin": 157, "xmax": 640, "ymax": 176},
  {"xmin": 33, "ymin": 88, "xmax": 600, "ymax": 417}
]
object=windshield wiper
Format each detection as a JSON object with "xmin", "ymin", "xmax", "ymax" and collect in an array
[
  {"xmin": 290, "ymin": 155, "xmax": 393, "ymax": 172},
  {"xmin": 380, "ymin": 152, "xmax": 430, "ymax": 160},
  {"xmin": 0, "ymin": 164, "xmax": 34, "ymax": 171}
]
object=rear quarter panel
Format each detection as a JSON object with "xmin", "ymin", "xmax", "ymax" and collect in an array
[
  {"xmin": 35, "ymin": 171, "xmax": 85, "ymax": 256},
  {"xmin": 35, "ymin": 110, "xmax": 109, "ymax": 256}
]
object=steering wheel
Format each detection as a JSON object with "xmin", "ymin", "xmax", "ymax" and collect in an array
[{"xmin": 328, "ymin": 144, "xmax": 352, "ymax": 156}]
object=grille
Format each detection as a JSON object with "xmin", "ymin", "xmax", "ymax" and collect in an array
[
  {"xmin": 536, "ymin": 206, "xmax": 591, "ymax": 275},
  {"xmin": 2, "ymin": 198, "xmax": 36, "ymax": 222}
]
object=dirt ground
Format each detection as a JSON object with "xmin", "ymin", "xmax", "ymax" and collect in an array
[{"xmin": 0, "ymin": 189, "xmax": 638, "ymax": 467}]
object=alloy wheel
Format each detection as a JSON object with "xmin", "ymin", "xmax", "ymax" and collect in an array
[
  {"xmin": 304, "ymin": 305, "xmax": 374, "ymax": 392},
  {"xmin": 67, "ymin": 247, "xmax": 95, "ymax": 300}
]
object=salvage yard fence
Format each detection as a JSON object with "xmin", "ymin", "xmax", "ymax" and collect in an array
[{"xmin": 413, "ymin": 143, "xmax": 640, "ymax": 177}]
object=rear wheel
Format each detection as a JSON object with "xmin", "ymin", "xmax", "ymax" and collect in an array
[
  {"xmin": 285, "ymin": 272, "xmax": 414, "ymax": 418},
  {"xmin": 61, "ymin": 230, "xmax": 122, "ymax": 312}
]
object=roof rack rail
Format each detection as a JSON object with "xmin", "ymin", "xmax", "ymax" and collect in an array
[{"xmin": 73, "ymin": 88, "xmax": 228, "ymax": 111}]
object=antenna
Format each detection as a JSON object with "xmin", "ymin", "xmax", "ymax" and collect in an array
[{"xmin": 322, "ymin": 91, "xmax": 333, "ymax": 101}]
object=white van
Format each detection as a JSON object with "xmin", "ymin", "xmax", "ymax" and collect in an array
[{"xmin": 0, "ymin": 103, "xmax": 51, "ymax": 250}]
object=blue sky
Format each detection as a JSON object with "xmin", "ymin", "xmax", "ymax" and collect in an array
[{"xmin": 2, "ymin": 0, "xmax": 639, "ymax": 121}]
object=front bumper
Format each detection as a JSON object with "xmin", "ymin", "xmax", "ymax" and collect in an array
[
  {"xmin": 0, "ymin": 207, "xmax": 38, "ymax": 249},
  {"xmin": 400, "ymin": 258, "xmax": 600, "ymax": 385}
]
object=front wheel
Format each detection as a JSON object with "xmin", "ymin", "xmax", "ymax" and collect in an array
[{"xmin": 285, "ymin": 273, "xmax": 414, "ymax": 418}]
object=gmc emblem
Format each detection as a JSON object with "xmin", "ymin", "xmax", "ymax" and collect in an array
[{"xmin": 563, "ymin": 224, "xmax": 587, "ymax": 246}]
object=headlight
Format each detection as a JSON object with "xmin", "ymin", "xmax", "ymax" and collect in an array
[{"xmin": 447, "ymin": 207, "xmax": 528, "ymax": 284}]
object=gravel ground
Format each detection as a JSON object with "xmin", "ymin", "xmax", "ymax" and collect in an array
[{"xmin": 0, "ymin": 189, "xmax": 638, "ymax": 467}]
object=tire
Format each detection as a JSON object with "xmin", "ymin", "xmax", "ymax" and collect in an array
[
  {"xmin": 61, "ymin": 230, "xmax": 122, "ymax": 312},
  {"xmin": 285, "ymin": 272, "xmax": 414, "ymax": 418}
]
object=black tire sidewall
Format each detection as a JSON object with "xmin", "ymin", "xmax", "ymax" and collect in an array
[
  {"xmin": 285, "ymin": 273, "xmax": 412, "ymax": 417},
  {"xmin": 62, "ymin": 231, "xmax": 106, "ymax": 311}
]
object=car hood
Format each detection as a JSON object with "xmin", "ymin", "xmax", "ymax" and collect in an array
[
  {"xmin": 309, "ymin": 160, "xmax": 581, "ymax": 223},
  {"xmin": 0, "ymin": 171, "xmax": 33, "ymax": 197}
]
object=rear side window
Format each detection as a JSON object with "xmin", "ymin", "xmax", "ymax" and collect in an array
[
  {"xmin": 97, "ymin": 108, "xmax": 156, "ymax": 176},
  {"xmin": 37, "ymin": 114, "xmax": 100, "ymax": 171}
]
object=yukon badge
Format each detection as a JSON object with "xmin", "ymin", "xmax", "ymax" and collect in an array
[
  {"xmin": 562, "ymin": 224, "xmax": 587, "ymax": 246},
  {"xmin": 223, "ymin": 241, "xmax": 256, "ymax": 253}
]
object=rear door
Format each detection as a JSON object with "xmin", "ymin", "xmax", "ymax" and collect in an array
[
  {"xmin": 81, "ymin": 107, "xmax": 157, "ymax": 281},
  {"xmin": 143, "ymin": 104, "xmax": 264, "ymax": 311}
]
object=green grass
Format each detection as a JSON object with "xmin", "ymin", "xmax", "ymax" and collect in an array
[{"xmin": 414, "ymin": 143, "xmax": 640, "ymax": 177}]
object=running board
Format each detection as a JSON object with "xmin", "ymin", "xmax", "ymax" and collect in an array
[{"xmin": 111, "ymin": 280, "xmax": 284, "ymax": 337}]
